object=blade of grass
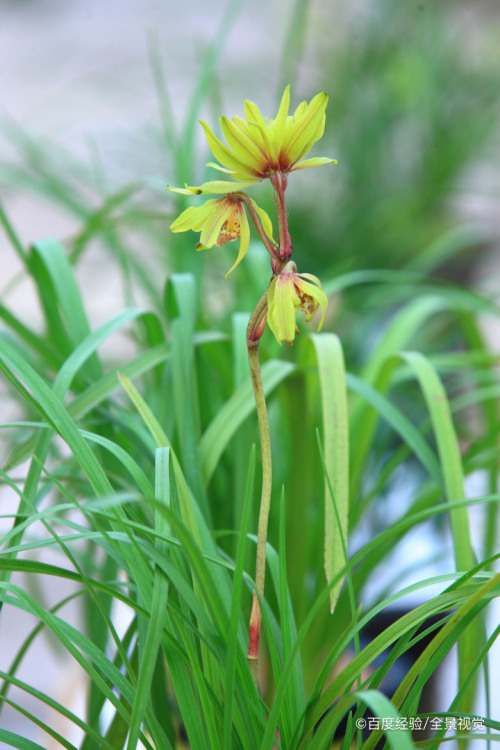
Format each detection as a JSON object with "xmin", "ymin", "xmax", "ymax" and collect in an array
[
  {"xmin": 349, "ymin": 295, "xmax": 446, "ymax": 503},
  {"xmin": 0, "ymin": 695, "xmax": 79, "ymax": 750},
  {"xmin": 4, "ymin": 343, "xmax": 169, "ymax": 471},
  {"xmin": 147, "ymin": 32, "xmax": 179, "ymax": 164},
  {"xmin": 165, "ymin": 273, "xmax": 208, "ymax": 517},
  {"xmin": 277, "ymin": 487, "xmax": 306, "ymax": 746},
  {"xmin": 0, "ymin": 729, "xmax": 47, "ymax": 750},
  {"xmin": 70, "ymin": 183, "xmax": 141, "ymax": 262},
  {"xmin": 118, "ymin": 372, "xmax": 234, "ymax": 714},
  {"xmin": 278, "ymin": 0, "xmax": 310, "ymax": 93},
  {"xmin": 30, "ymin": 237, "xmax": 101, "ymax": 379},
  {"xmin": 0, "ymin": 339, "xmax": 112, "ymax": 495},
  {"xmin": 428, "ymin": 624, "xmax": 500, "ymax": 749},
  {"xmin": 81, "ymin": 430, "xmax": 153, "ymax": 495},
  {"xmin": 456, "ymin": 313, "xmax": 500, "ymax": 566},
  {"xmin": 362, "ymin": 571, "xmax": 500, "ymax": 750},
  {"xmin": 1, "ymin": 309, "xmax": 143, "ymax": 589},
  {"xmin": 0, "ymin": 670, "xmax": 114, "ymax": 749},
  {"xmin": 400, "ymin": 352, "xmax": 475, "ymax": 568},
  {"xmin": 117, "ymin": 371, "xmax": 201, "ymax": 545},
  {"xmin": 402, "ymin": 350, "xmax": 478, "ymax": 714},
  {"xmin": 346, "ymin": 370, "xmax": 442, "ymax": 485},
  {"xmin": 0, "ymin": 583, "xmax": 155, "ymax": 750},
  {"xmin": 231, "ymin": 312, "xmax": 252, "ymax": 538},
  {"xmin": 54, "ymin": 308, "xmax": 142, "ymax": 399},
  {"xmin": 180, "ymin": 0, "xmax": 244, "ymax": 177},
  {"xmin": 297, "ymin": 575, "xmax": 498, "ymax": 748},
  {"xmin": 0, "ymin": 200, "xmax": 27, "ymax": 262},
  {"xmin": 312, "ymin": 689, "xmax": 416, "ymax": 750},
  {"xmin": 0, "ymin": 300, "xmax": 60, "ymax": 366},
  {"xmin": 223, "ymin": 445, "xmax": 257, "ymax": 750},
  {"xmin": 309, "ymin": 332, "xmax": 349, "ymax": 612},
  {"xmin": 126, "ymin": 448, "xmax": 173, "ymax": 750}
]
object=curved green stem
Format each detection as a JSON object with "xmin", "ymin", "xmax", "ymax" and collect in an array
[{"xmin": 246, "ymin": 290, "xmax": 272, "ymax": 685}]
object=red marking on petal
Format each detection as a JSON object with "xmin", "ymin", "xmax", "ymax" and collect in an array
[{"xmin": 215, "ymin": 211, "xmax": 241, "ymax": 246}]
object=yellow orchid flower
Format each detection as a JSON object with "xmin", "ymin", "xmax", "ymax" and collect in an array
[
  {"xmin": 267, "ymin": 261, "xmax": 328, "ymax": 345},
  {"xmin": 200, "ymin": 85, "xmax": 337, "ymax": 184},
  {"xmin": 169, "ymin": 193, "xmax": 273, "ymax": 277}
]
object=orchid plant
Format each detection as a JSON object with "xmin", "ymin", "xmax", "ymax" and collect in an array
[
  {"xmin": 0, "ymin": 68, "xmax": 496, "ymax": 749},
  {"xmin": 169, "ymin": 86, "xmax": 336, "ymax": 682}
]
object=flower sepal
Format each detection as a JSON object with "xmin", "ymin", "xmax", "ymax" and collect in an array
[
  {"xmin": 167, "ymin": 179, "xmax": 256, "ymax": 196},
  {"xmin": 169, "ymin": 193, "xmax": 273, "ymax": 277},
  {"xmin": 267, "ymin": 261, "xmax": 328, "ymax": 345}
]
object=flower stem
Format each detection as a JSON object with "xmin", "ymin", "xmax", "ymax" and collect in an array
[
  {"xmin": 238, "ymin": 192, "xmax": 285, "ymax": 274},
  {"xmin": 270, "ymin": 171, "xmax": 292, "ymax": 259},
  {"xmin": 246, "ymin": 290, "xmax": 272, "ymax": 686}
]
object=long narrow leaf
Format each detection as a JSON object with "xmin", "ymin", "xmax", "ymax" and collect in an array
[
  {"xmin": 402, "ymin": 350, "xmax": 478, "ymax": 714},
  {"xmin": 309, "ymin": 333, "xmax": 349, "ymax": 612}
]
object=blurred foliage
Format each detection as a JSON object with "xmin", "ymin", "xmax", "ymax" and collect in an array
[{"xmin": 286, "ymin": 0, "xmax": 499, "ymax": 279}]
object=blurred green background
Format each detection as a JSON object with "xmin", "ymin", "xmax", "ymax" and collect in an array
[{"xmin": 2, "ymin": 0, "xmax": 499, "ymax": 290}]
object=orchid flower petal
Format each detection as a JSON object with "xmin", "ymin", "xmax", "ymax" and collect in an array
[
  {"xmin": 225, "ymin": 208, "xmax": 250, "ymax": 277},
  {"xmin": 267, "ymin": 274, "xmax": 297, "ymax": 345},
  {"xmin": 291, "ymin": 156, "xmax": 337, "ymax": 171},
  {"xmin": 266, "ymin": 262, "xmax": 329, "ymax": 344},
  {"xmin": 251, "ymin": 199, "xmax": 274, "ymax": 241}
]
